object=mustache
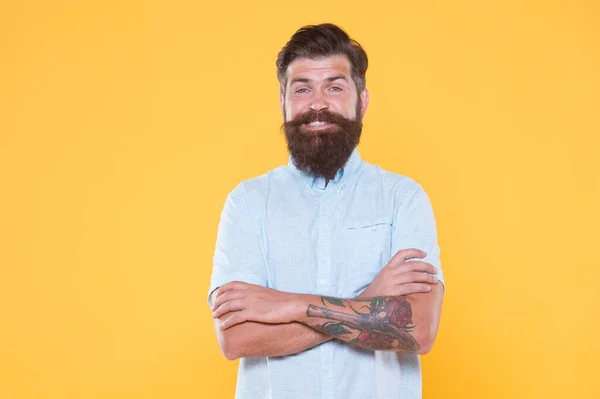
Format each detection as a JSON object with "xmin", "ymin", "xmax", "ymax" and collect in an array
[{"xmin": 284, "ymin": 109, "xmax": 353, "ymax": 128}]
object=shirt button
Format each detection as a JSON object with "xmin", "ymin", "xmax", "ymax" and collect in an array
[{"xmin": 320, "ymin": 279, "xmax": 327, "ymax": 285}]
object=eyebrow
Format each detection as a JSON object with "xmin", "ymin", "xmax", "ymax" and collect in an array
[{"xmin": 289, "ymin": 75, "xmax": 349, "ymax": 85}]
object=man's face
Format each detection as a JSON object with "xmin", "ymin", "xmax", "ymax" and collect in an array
[
  {"xmin": 280, "ymin": 55, "xmax": 369, "ymax": 179},
  {"xmin": 281, "ymin": 54, "xmax": 367, "ymax": 122}
]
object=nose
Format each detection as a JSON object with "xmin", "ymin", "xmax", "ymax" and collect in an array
[{"xmin": 309, "ymin": 92, "xmax": 329, "ymax": 112}]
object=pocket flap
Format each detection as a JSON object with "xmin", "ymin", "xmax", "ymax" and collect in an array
[{"xmin": 343, "ymin": 220, "xmax": 392, "ymax": 230}]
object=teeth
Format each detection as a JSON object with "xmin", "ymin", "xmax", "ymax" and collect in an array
[{"xmin": 309, "ymin": 121, "xmax": 327, "ymax": 126}]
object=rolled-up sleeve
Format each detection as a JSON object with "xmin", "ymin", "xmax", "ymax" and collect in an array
[
  {"xmin": 208, "ymin": 183, "xmax": 267, "ymax": 304},
  {"xmin": 391, "ymin": 184, "xmax": 445, "ymax": 289}
]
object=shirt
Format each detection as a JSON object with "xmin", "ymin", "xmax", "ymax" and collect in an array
[{"xmin": 208, "ymin": 148, "xmax": 445, "ymax": 399}]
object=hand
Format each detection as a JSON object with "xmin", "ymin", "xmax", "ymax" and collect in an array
[
  {"xmin": 359, "ymin": 248, "xmax": 438, "ymax": 298},
  {"xmin": 211, "ymin": 281, "xmax": 300, "ymax": 330}
]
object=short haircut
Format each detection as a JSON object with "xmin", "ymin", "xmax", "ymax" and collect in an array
[{"xmin": 276, "ymin": 23, "xmax": 368, "ymax": 95}]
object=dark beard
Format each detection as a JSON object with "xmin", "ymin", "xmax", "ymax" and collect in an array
[{"xmin": 282, "ymin": 109, "xmax": 362, "ymax": 180}]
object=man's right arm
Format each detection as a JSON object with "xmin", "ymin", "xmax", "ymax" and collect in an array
[
  {"xmin": 211, "ymin": 288, "xmax": 331, "ymax": 360},
  {"xmin": 210, "ymin": 183, "xmax": 323, "ymax": 360}
]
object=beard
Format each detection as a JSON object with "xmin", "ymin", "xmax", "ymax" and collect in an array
[{"xmin": 282, "ymin": 107, "xmax": 362, "ymax": 180}]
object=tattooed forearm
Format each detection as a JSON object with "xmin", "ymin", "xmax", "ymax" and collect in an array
[{"xmin": 304, "ymin": 296, "xmax": 420, "ymax": 352}]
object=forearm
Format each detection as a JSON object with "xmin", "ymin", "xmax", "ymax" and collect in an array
[
  {"xmin": 212, "ymin": 281, "xmax": 442, "ymax": 356},
  {"xmin": 293, "ymin": 292, "xmax": 434, "ymax": 354},
  {"xmin": 215, "ymin": 318, "xmax": 331, "ymax": 360}
]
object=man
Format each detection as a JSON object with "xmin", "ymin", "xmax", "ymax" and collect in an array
[{"xmin": 208, "ymin": 23, "xmax": 445, "ymax": 399}]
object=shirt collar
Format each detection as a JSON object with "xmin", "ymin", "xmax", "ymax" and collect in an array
[{"xmin": 288, "ymin": 147, "xmax": 363, "ymax": 191}]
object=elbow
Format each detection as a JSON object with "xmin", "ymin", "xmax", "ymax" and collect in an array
[
  {"xmin": 214, "ymin": 313, "xmax": 245, "ymax": 360},
  {"xmin": 415, "ymin": 325, "xmax": 437, "ymax": 355},
  {"xmin": 222, "ymin": 346, "xmax": 241, "ymax": 361},
  {"xmin": 217, "ymin": 329, "xmax": 243, "ymax": 360},
  {"xmin": 220, "ymin": 338, "xmax": 243, "ymax": 361},
  {"xmin": 416, "ymin": 338, "xmax": 434, "ymax": 355}
]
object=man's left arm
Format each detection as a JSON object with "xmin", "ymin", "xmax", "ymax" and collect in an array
[{"xmin": 303, "ymin": 284, "xmax": 443, "ymax": 354}]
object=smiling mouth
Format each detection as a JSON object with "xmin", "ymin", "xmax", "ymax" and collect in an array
[{"xmin": 302, "ymin": 121, "xmax": 336, "ymax": 131}]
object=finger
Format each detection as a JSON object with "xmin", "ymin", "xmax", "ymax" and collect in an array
[
  {"xmin": 394, "ymin": 261, "xmax": 438, "ymax": 275},
  {"xmin": 220, "ymin": 311, "xmax": 248, "ymax": 330},
  {"xmin": 209, "ymin": 288, "xmax": 220, "ymax": 307},
  {"xmin": 218, "ymin": 281, "xmax": 250, "ymax": 294},
  {"xmin": 213, "ymin": 298, "xmax": 245, "ymax": 319},
  {"xmin": 395, "ymin": 283, "xmax": 433, "ymax": 295},
  {"xmin": 395, "ymin": 271, "xmax": 439, "ymax": 285},
  {"xmin": 211, "ymin": 290, "xmax": 245, "ymax": 312},
  {"xmin": 387, "ymin": 248, "xmax": 427, "ymax": 267}
]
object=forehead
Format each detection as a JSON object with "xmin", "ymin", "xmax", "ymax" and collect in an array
[{"xmin": 286, "ymin": 55, "xmax": 352, "ymax": 83}]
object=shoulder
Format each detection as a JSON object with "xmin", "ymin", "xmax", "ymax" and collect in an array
[
  {"xmin": 228, "ymin": 164, "xmax": 296, "ymax": 205},
  {"xmin": 359, "ymin": 160, "xmax": 424, "ymax": 201}
]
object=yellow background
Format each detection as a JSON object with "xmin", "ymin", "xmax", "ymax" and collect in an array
[{"xmin": 1, "ymin": 1, "xmax": 599, "ymax": 398}]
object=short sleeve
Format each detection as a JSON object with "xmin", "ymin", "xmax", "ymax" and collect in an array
[
  {"xmin": 208, "ymin": 183, "xmax": 267, "ymax": 305},
  {"xmin": 391, "ymin": 184, "xmax": 446, "ymax": 289}
]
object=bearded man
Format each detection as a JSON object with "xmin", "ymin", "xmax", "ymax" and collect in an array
[{"xmin": 208, "ymin": 23, "xmax": 445, "ymax": 399}]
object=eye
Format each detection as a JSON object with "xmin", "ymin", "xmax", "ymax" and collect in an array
[
  {"xmin": 329, "ymin": 86, "xmax": 343, "ymax": 92},
  {"xmin": 295, "ymin": 88, "xmax": 309, "ymax": 94}
]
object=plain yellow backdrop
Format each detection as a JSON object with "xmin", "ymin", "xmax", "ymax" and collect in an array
[{"xmin": 1, "ymin": 1, "xmax": 599, "ymax": 398}]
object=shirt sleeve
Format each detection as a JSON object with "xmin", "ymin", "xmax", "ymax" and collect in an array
[
  {"xmin": 208, "ymin": 182, "xmax": 267, "ymax": 305},
  {"xmin": 391, "ymin": 184, "xmax": 446, "ymax": 289}
]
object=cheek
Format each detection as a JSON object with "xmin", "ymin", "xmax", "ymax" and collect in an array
[
  {"xmin": 285, "ymin": 101, "xmax": 306, "ymax": 121},
  {"xmin": 335, "ymin": 100, "xmax": 357, "ymax": 119},
  {"xmin": 348, "ymin": 96, "xmax": 360, "ymax": 118},
  {"xmin": 330, "ymin": 94, "xmax": 357, "ymax": 117},
  {"xmin": 347, "ymin": 104, "xmax": 357, "ymax": 119}
]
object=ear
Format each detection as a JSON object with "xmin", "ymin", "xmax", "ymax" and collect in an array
[
  {"xmin": 359, "ymin": 89, "xmax": 370, "ymax": 119},
  {"xmin": 279, "ymin": 92, "xmax": 285, "ymax": 116}
]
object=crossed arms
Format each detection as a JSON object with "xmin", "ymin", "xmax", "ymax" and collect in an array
[{"xmin": 210, "ymin": 248, "xmax": 444, "ymax": 360}]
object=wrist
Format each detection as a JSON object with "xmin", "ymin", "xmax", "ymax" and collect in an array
[
  {"xmin": 357, "ymin": 287, "xmax": 372, "ymax": 299},
  {"xmin": 286, "ymin": 293, "xmax": 310, "ymax": 324}
]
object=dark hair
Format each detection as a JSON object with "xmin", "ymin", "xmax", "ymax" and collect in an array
[{"xmin": 276, "ymin": 23, "xmax": 368, "ymax": 95}]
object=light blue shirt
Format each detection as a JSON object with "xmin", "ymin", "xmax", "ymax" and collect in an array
[{"xmin": 209, "ymin": 149, "xmax": 445, "ymax": 399}]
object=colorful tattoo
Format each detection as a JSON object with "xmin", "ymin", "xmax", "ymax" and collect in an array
[{"xmin": 306, "ymin": 296, "xmax": 420, "ymax": 352}]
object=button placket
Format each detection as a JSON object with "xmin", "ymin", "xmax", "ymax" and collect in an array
[{"xmin": 316, "ymin": 195, "xmax": 333, "ymax": 294}]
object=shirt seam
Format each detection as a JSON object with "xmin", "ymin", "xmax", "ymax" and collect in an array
[{"xmin": 238, "ymin": 181, "xmax": 270, "ymax": 286}]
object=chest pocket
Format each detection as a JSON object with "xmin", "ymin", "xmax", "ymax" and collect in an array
[{"xmin": 337, "ymin": 218, "xmax": 393, "ymax": 298}]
